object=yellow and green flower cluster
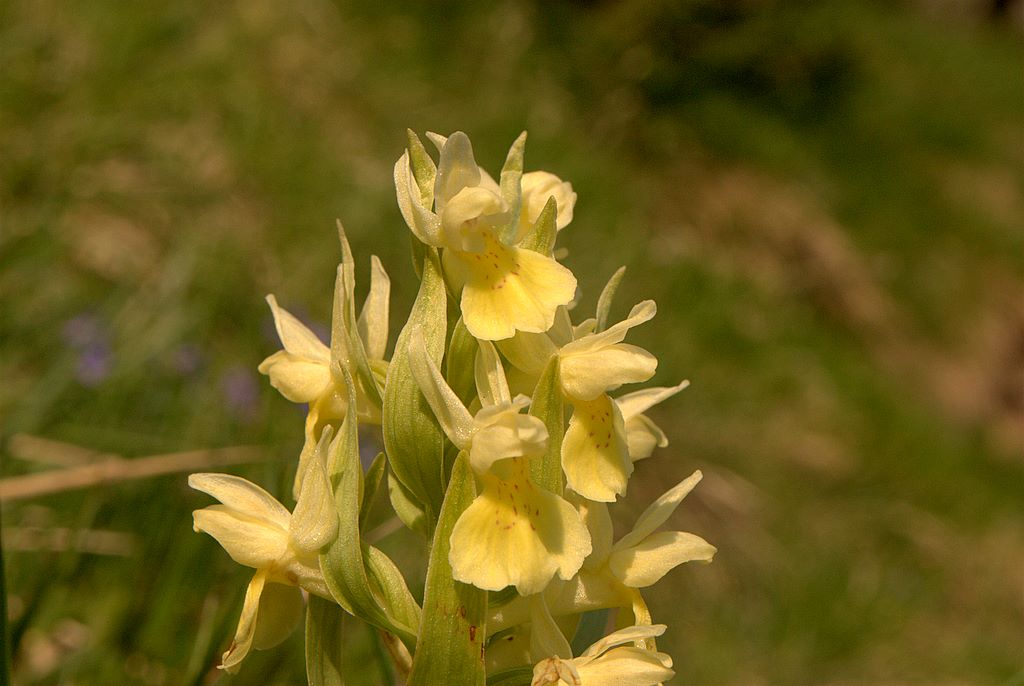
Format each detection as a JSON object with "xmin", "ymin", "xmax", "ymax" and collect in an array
[{"xmin": 188, "ymin": 130, "xmax": 715, "ymax": 685}]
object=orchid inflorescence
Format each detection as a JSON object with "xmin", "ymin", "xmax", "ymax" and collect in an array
[{"xmin": 189, "ymin": 130, "xmax": 716, "ymax": 685}]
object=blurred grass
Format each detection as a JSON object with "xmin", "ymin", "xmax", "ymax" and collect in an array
[{"xmin": 1, "ymin": 0, "xmax": 1022, "ymax": 684}]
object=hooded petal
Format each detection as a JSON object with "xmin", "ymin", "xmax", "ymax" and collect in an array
[
  {"xmin": 434, "ymin": 131, "xmax": 482, "ymax": 210},
  {"xmin": 440, "ymin": 185, "xmax": 509, "ymax": 252},
  {"xmin": 258, "ymin": 350, "xmax": 332, "ymax": 403},
  {"xmin": 454, "ymin": 237, "xmax": 577, "ymax": 341},
  {"xmin": 520, "ymin": 171, "xmax": 576, "ymax": 233},
  {"xmin": 561, "ymin": 395, "xmax": 632, "ymax": 502},
  {"xmin": 614, "ymin": 471, "xmax": 702, "ymax": 552},
  {"xmin": 470, "ymin": 409, "xmax": 548, "ymax": 474},
  {"xmin": 608, "ymin": 531, "xmax": 716, "ymax": 588},
  {"xmin": 449, "ymin": 459, "xmax": 591, "ymax": 595}
]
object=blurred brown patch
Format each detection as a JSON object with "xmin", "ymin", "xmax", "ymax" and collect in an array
[{"xmin": 651, "ymin": 162, "xmax": 1023, "ymax": 461}]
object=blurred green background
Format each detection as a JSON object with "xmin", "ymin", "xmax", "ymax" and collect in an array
[{"xmin": 1, "ymin": 0, "xmax": 1022, "ymax": 684}]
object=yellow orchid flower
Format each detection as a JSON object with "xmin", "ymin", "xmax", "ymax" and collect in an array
[
  {"xmin": 614, "ymin": 380, "xmax": 689, "ymax": 461},
  {"xmin": 258, "ymin": 232, "xmax": 390, "ymax": 436},
  {"xmin": 395, "ymin": 131, "xmax": 577, "ymax": 341},
  {"xmin": 489, "ymin": 471, "xmax": 714, "ymax": 635},
  {"xmin": 407, "ymin": 332, "xmax": 591, "ymax": 595},
  {"xmin": 189, "ymin": 432, "xmax": 338, "ymax": 672},
  {"xmin": 519, "ymin": 171, "xmax": 577, "ymax": 236},
  {"xmin": 531, "ymin": 625, "xmax": 675, "ymax": 686}
]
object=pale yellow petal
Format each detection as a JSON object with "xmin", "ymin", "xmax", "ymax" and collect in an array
[
  {"xmin": 609, "ymin": 531, "xmax": 716, "ymax": 588},
  {"xmin": 475, "ymin": 340, "xmax": 511, "ymax": 406},
  {"xmin": 449, "ymin": 460, "xmax": 591, "ymax": 595},
  {"xmin": 529, "ymin": 596, "xmax": 572, "ymax": 661},
  {"xmin": 193, "ymin": 506, "xmax": 288, "ymax": 569},
  {"xmin": 264, "ymin": 295, "xmax": 330, "ymax": 362},
  {"xmin": 258, "ymin": 350, "xmax": 332, "ymax": 403},
  {"xmin": 498, "ymin": 331, "xmax": 558, "ymax": 376},
  {"xmin": 623, "ymin": 414, "xmax": 667, "ymax": 461},
  {"xmin": 440, "ymin": 185, "xmax": 508, "ymax": 252},
  {"xmin": 573, "ymin": 497, "xmax": 614, "ymax": 569},
  {"xmin": 189, "ymin": 473, "xmax": 291, "ymax": 528},
  {"xmin": 220, "ymin": 570, "xmax": 266, "ymax": 673},
  {"xmin": 573, "ymin": 647, "xmax": 674, "ymax": 686},
  {"xmin": 562, "ymin": 395, "xmax": 632, "ymax": 502},
  {"xmin": 457, "ymin": 240, "xmax": 577, "ymax": 341},
  {"xmin": 357, "ymin": 255, "xmax": 391, "ymax": 361},
  {"xmin": 470, "ymin": 409, "xmax": 548, "ymax": 474},
  {"xmin": 578, "ymin": 624, "xmax": 667, "ymax": 658},
  {"xmin": 559, "ymin": 344, "xmax": 657, "ymax": 402},
  {"xmin": 559, "ymin": 301, "xmax": 656, "ymax": 357},
  {"xmin": 251, "ymin": 582, "xmax": 304, "ymax": 650},
  {"xmin": 614, "ymin": 471, "xmax": 702, "ymax": 552},
  {"xmin": 615, "ymin": 381, "xmax": 689, "ymax": 420},
  {"xmin": 434, "ymin": 131, "xmax": 482, "ymax": 210},
  {"xmin": 520, "ymin": 171, "xmax": 576, "ymax": 232}
]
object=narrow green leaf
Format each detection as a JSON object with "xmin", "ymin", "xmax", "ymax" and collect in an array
[
  {"xmin": 322, "ymin": 369, "xmax": 420, "ymax": 648},
  {"xmin": 528, "ymin": 356, "xmax": 564, "ymax": 494},
  {"xmin": 407, "ymin": 453, "xmax": 488, "ymax": 686},
  {"xmin": 570, "ymin": 609, "xmax": 609, "ymax": 657},
  {"xmin": 306, "ymin": 596, "xmax": 345, "ymax": 686},
  {"xmin": 595, "ymin": 266, "xmax": 626, "ymax": 333},
  {"xmin": 359, "ymin": 452, "xmax": 387, "ymax": 531},
  {"xmin": 446, "ymin": 317, "xmax": 479, "ymax": 407},
  {"xmin": 382, "ymin": 247, "xmax": 448, "ymax": 528},
  {"xmin": 518, "ymin": 196, "xmax": 557, "ymax": 256},
  {"xmin": 486, "ymin": 666, "xmax": 534, "ymax": 686}
]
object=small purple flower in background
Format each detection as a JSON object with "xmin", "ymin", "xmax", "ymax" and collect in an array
[
  {"xmin": 170, "ymin": 343, "xmax": 205, "ymax": 377},
  {"xmin": 220, "ymin": 364, "xmax": 260, "ymax": 424},
  {"xmin": 63, "ymin": 313, "xmax": 114, "ymax": 386},
  {"xmin": 76, "ymin": 344, "xmax": 113, "ymax": 386}
]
